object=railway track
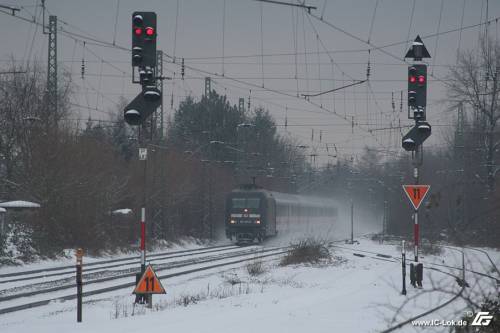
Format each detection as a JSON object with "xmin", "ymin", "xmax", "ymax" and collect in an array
[
  {"xmin": 0, "ymin": 245, "xmax": 263, "ymax": 301},
  {"xmin": 329, "ymin": 242, "xmax": 498, "ymax": 333},
  {"xmin": 1, "ymin": 238, "xmax": 496, "ymax": 325},
  {"xmin": 0, "ymin": 245, "xmax": 288, "ymax": 315},
  {"xmin": 330, "ymin": 242, "xmax": 500, "ymax": 284},
  {"xmin": 0, "ymin": 244, "xmax": 237, "ymax": 284}
]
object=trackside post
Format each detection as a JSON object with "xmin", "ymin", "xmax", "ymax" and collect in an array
[
  {"xmin": 76, "ymin": 248, "xmax": 83, "ymax": 322},
  {"xmin": 401, "ymin": 241, "xmax": 406, "ymax": 295}
]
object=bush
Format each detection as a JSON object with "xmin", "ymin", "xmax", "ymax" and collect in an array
[
  {"xmin": 246, "ymin": 260, "xmax": 266, "ymax": 276},
  {"xmin": 280, "ymin": 238, "xmax": 331, "ymax": 266},
  {"xmin": 397, "ymin": 239, "xmax": 444, "ymax": 256},
  {"xmin": 223, "ymin": 272, "xmax": 241, "ymax": 285},
  {"xmin": 455, "ymin": 295, "xmax": 499, "ymax": 333}
]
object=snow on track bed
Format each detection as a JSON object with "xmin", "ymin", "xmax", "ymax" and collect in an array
[
  {"xmin": 0, "ymin": 245, "xmax": 243, "ymax": 295},
  {"xmin": 1, "ymin": 238, "xmax": 498, "ymax": 333},
  {"xmin": 0, "ymin": 244, "xmax": 237, "ymax": 282},
  {"xmin": 0, "ymin": 246, "xmax": 287, "ymax": 314}
]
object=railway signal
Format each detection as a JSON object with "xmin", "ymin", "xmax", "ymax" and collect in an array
[
  {"xmin": 131, "ymin": 12, "xmax": 157, "ymax": 68},
  {"xmin": 401, "ymin": 121, "xmax": 431, "ymax": 151},
  {"xmin": 407, "ymin": 64, "xmax": 427, "ymax": 119},
  {"xmin": 402, "ymin": 36, "xmax": 431, "ymax": 287},
  {"xmin": 125, "ymin": 11, "xmax": 161, "ymax": 126},
  {"xmin": 124, "ymin": 86, "xmax": 162, "ymax": 125}
]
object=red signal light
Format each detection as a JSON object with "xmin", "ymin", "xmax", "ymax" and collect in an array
[
  {"xmin": 409, "ymin": 76, "xmax": 416, "ymax": 83},
  {"xmin": 418, "ymin": 75, "xmax": 425, "ymax": 84},
  {"xmin": 134, "ymin": 28, "xmax": 142, "ymax": 36},
  {"xmin": 145, "ymin": 27, "xmax": 155, "ymax": 36}
]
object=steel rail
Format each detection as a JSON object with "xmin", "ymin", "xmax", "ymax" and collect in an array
[
  {"xmin": 0, "ymin": 244, "xmax": 236, "ymax": 279},
  {"xmin": 0, "ymin": 245, "xmax": 239, "ymax": 285},
  {"xmin": 0, "ymin": 246, "xmax": 281, "ymax": 303},
  {"xmin": 0, "ymin": 248, "xmax": 287, "ymax": 315}
]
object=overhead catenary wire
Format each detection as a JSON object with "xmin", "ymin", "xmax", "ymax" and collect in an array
[
  {"xmin": 112, "ymin": 0, "xmax": 120, "ymax": 45},
  {"xmin": 291, "ymin": 7, "xmax": 299, "ymax": 97},
  {"xmin": 0, "ymin": 7, "xmax": 378, "ymax": 153},
  {"xmin": 173, "ymin": 0, "xmax": 180, "ymax": 62},
  {"xmin": 3, "ymin": 6, "xmax": 498, "ymax": 63},
  {"xmin": 431, "ymin": 0, "xmax": 445, "ymax": 75},
  {"xmin": 456, "ymin": 0, "xmax": 466, "ymax": 63},
  {"xmin": 0, "ymin": 3, "xmax": 475, "ymax": 151},
  {"xmin": 259, "ymin": 1, "xmax": 264, "ymax": 86},
  {"xmin": 404, "ymin": 0, "xmax": 416, "ymax": 55},
  {"xmin": 367, "ymin": 0, "xmax": 379, "ymax": 44}
]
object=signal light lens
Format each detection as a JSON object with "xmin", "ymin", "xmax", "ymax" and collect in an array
[
  {"xmin": 133, "ymin": 15, "xmax": 143, "ymax": 26},
  {"xmin": 418, "ymin": 75, "xmax": 425, "ymax": 84},
  {"xmin": 230, "ymin": 220, "xmax": 236, "ymax": 224},
  {"xmin": 134, "ymin": 28, "xmax": 142, "ymax": 36},
  {"xmin": 409, "ymin": 76, "xmax": 416, "ymax": 83},
  {"xmin": 402, "ymin": 138, "xmax": 416, "ymax": 151},
  {"xmin": 145, "ymin": 27, "xmax": 155, "ymax": 36},
  {"xmin": 143, "ymin": 87, "xmax": 161, "ymax": 101},
  {"xmin": 124, "ymin": 109, "xmax": 141, "ymax": 126},
  {"xmin": 256, "ymin": 220, "xmax": 261, "ymax": 224}
]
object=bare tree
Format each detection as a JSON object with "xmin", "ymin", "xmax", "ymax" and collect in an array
[{"xmin": 448, "ymin": 37, "xmax": 500, "ymax": 194}]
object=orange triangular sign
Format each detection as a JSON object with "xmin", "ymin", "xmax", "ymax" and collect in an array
[
  {"xmin": 403, "ymin": 185, "xmax": 430, "ymax": 210},
  {"xmin": 133, "ymin": 265, "xmax": 166, "ymax": 294}
]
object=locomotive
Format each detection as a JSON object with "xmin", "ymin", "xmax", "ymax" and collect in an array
[{"xmin": 225, "ymin": 184, "xmax": 337, "ymax": 244}]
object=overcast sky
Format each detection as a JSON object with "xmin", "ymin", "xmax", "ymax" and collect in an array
[{"xmin": 0, "ymin": 0, "xmax": 498, "ymax": 165}]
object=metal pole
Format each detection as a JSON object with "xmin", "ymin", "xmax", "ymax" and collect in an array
[
  {"xmin": 383, "ymin": 200, "xmax": 388, "ymax": 243},
  {"xmin": 141, "ymin": 145, "xmax": 147, "ymax": 273},
  {"xmin": 413, "ymin": 163, "xmax": 419, "ymax": 262},
  {"xmin": 135, "ymin": 144, "xmax": 148, "ymax": 305},
  {"xmin": 402, "ymin": 240, "xmax": 407, "ymax": 295},
  {"xmin": 462, "ymin": 250, "xmax": 466, "ymax": 283},
  {"xmin": 414, "ymin": 208, "xmax": 419, "ymax": 262},
  {"xmin": 350, "ymin": 199, "xmax": 354, "ymax": 243},
  {"xmin": 140, "ymin": 206, "xmax": 146, "ymax": 271}
]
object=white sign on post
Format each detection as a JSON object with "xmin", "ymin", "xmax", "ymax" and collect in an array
[{"xmin": 139, "ymin": 148, "xmax": 148, "ymax": 161}]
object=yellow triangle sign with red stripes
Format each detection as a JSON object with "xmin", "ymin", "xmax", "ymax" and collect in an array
[
  {"xmin": 403, "ymin": 185, "xmax": 430, "ymax": 210},
  {"xmin": 133, "ymin": 265, "xmax": 166, "ymax": 294}
]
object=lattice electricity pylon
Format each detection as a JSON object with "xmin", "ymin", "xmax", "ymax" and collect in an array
[
  {"xmin": 205, "ymin": 77, "xmax": 211, "ymax": 97},
  {"xmin": 47, "ymin": 15, "xmax": 58, "ymax": 119},
  {"xmin": 156, "ymin": 50, "xmax": 164, "ymax": 138}
]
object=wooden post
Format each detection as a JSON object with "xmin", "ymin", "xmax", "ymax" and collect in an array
[{"xmin": 76, "ymin": 248, "xmax": 83, "ymax": 322}]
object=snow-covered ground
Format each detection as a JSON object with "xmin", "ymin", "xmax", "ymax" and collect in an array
[
  {"xmin": 0, "ymin": 237, "xmax": 215, "ymax": 275},
  {"xmin": 0, "ymin": 237, "xmax": 498, "ymax": 333}
]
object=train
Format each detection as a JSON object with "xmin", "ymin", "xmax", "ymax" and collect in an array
[{"xmin": 225, "ymin": 184, "xmax": 338, "ymax": 244}]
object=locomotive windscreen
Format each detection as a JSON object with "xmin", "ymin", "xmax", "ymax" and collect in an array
[{"xmin": 231, "ymin": 198, "xmax": 260, "ymax": 209}]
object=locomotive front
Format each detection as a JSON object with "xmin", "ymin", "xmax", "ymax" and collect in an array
[{"xmin": 225, "ymin": 190, "xmax": 268, "ymax": 244}]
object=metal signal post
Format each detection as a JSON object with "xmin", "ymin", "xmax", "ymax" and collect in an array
[
  {"xmin": 126, "ymin": 11, "xmax": 161, "ymax": 306},
  {"xmin": 403, "ymin": 36, "xmax": 431, "ymax": 288},
  {"xmin": 136, "ymin": 146, "xmax": 148, "ymax": 305},
  {"xmin": 401, "ymin": 240, "xmax": 407, "ymax": 295}
]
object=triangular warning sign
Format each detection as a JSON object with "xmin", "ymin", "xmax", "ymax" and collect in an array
[
  {"xmin": 403, "ymin": 185, "xmax": 430, "ymax": 210},
  {"xmin": 133, "ymin": 265, "xmax": 166, "ymax": 294},
  {"xmin": 404, "ymin": 35, "xmax": 431, "ymax": 60}
]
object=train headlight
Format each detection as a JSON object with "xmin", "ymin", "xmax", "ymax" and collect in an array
[
  {"xmin": 230, "ymin": 220, "xmax": 236, "ymax": 224},
  {"xmin": 255, "ymin": 220, "xmax": 261, "ymax": 224}
]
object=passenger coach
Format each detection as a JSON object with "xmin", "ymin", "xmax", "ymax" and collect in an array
[{"xmin": 225, "ymin": 184, "xmax": 337, "ymax": 244}]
